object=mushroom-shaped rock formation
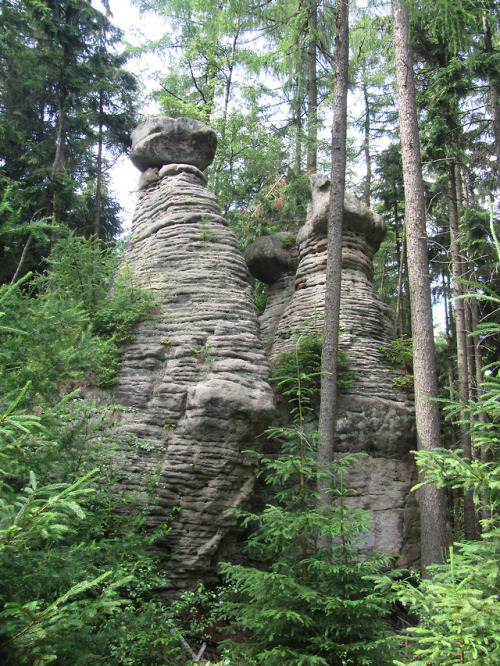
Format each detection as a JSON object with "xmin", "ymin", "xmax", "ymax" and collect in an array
[
  {"xmin": 244, "ymin": 232, "xmax": 298, "ymax": 350},
  {"xmin": 247, "ymin": 173, "xmax": 419, "ymax": 567},
  {"xmin": 130, "ymin": 116, "xmax": 217, "ymax": 172},
  {"xmin": 111, "ymin": 118, "xmax": 275, "ymax": 595}
]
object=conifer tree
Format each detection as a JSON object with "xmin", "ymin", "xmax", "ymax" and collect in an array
[{"xmin": 391, "ymin": 0, "xmax": 448, "ymax": 569}]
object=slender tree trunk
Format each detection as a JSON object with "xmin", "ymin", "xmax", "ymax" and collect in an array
[
  {"xmin": 93, "ymin": 2, "xmax": 112, "ymax": 239},
  {"xmin": 395, "ymin": 220, "xmax": 406, "ymax": 337},
  {"xmin": 483, "ymin": 15, "xmax": 500, "ymax": 189},
  {"xmin": 448, "ymin": 162, "xmax": 478, "ymax": 539},
  {"xmin": 10, "ymin": 232, "xmax": 33, "ymax": 285},
  {"xmin": 51, "ymin": 86, "xmax": 67, "ymax": 246},
  {"xmin": 294, "ymin": 82, "xmax": 303, "ymax": 173},
  {"xmin": 94, "ymin": 92, "xmax": 104, "ymax": 240},
  {"xmin": 391, "ymin": 0, "xmax": 448, "ymax": 571},
  {"xmin": 318, "ymin": 0, "xmax": 349, "ymax": 515},
  {"xmin": 379, "ymin": 247, "xmax": 388, "ymax": 292},
  {"xmin": 307, "ymin": 0, "xmax": 318, "ymax": 173},
  {"xmin": 362, "ymin": 62, "xmax": 371, "ymax": 207},
  {"xmin": 213, "ymin": 23, "xmax": 240, "ymax": 193},
  {"xmin": 443, "ymin": 272, "xmax": 457, "ymax": 449}
]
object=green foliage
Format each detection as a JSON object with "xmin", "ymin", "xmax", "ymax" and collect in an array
[
  {"xmin": 0, "ymin": 275, "xmax": 204, "ymax": 665},
  {"xmin": 253, "ymin": 283, "xmax": 268, "ymax": 315},
  {"xmin": 273, "ymin": 332, "xmax": 358, "ymax": 416},
  {"xmin": 0, "ymin": 274, "xmax": 91, "ymax": 404},
  {"xmin": 0, "ymin": 290, "xmax": 130, "ymax": 664},
  {"xmin": 220, "ymin": 339, "xmax": 395, "ymax": 665},
  {"xmin": 0, "ymin": 0, "xmax": 138, "ymax": 280},
  {"xmin": 231, "ymin": 170, "xmax": 311, "ymax": 251},
  {"xmin": 385, "ymin": 218, "xmax": 500, "ymax": 665},
  {"xmin": 387, "ymin": 437, "xmax": 500, "ymax": 665},
  {"xmin": 1, "ymin": 234, "xmax": 158, "ymax": 392},
  {"xmin": 381, "ymin": 335, "xmax": 414, "ymax": 391}
]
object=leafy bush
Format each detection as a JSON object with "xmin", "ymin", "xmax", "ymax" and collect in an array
[
  {"xmin": 0, "ymin": 256, "xmax": 190, "ymax": 665},
  {"xmin": 0, "ymin": 285, "xmax": 131, "ymax": 664},
  {"xmin": 1, "ymin": 235, "xmax": 157, "ymax": 395},
  {"xmin": 381, "ymin": 335, "xmax": 414, "ymax": 391},
  {"xmin": 44, "ymin": 234, "xmax": 158, "ymax": 387}
]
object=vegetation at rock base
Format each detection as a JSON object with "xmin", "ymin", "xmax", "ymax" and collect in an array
[
  {"xmin": 219, "ymin": 338, "xmax": 397, "ymax": 665},
  {"xmin": 382, "ymin": 335, "xmax": 414, "ymax": 391},
  {"xmin": 272, "ymin": 331, "xmax": 359, "ymax": 411}
]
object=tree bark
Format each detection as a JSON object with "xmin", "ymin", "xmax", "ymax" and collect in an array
[
  {"xmin": 294, "ymin": 82, "xmax": 303, "ymax": 173},
  {"xmin": 51, "ymin": 86, "xmax": 67, "ymax": 247},
  {"xmin": 448, "ymin": 162, "xmax": 477, "ymax": 539},
  {"xmin": 10, "ymin": 231, "xmax": 33, "ymax": 285},
  {"xmin": 362, "ymin": 62, "xmax": 371, "ymax": 207},
  {"xmin": 213, "ymin": 22, "xmax": 240, "ymax": 194},
  {"xmin": 307, "ymin": 0, "xmax": 318, "ymax": 173},
  {"xmin": 94, "ymin": 90, "xmax": 104, "ymax": 240},
  {"xmin": 318, "ymin": 0, "xmax": 349, "ymax": 514},
  {"xmin": 395, "ymin": 219, "xmax": 406, "ymax": 337},
  {"xmin": 391, "ymin": 0, "xmax": 448, "ymax": 571},
  {"xmin": 483, "ymin": 15, "xmax": 500, "ymax": 190}
]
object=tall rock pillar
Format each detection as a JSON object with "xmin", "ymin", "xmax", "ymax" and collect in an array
[
  {"xmin": 246, "ymin": 173, "xmax": 420, "ymax": 567},
  {"xmin": 111, "ymin": 117, "xmax": 274, "ymax": 594}
]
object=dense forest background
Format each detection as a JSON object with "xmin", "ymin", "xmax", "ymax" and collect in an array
[{"xmin": 1, "ymin": 0, "xmax": 499, "ymax": 664}]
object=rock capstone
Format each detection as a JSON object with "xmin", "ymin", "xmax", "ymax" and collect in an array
[{"xmin": 130, "ymin": 116, "xmax": 217, "ymax": 172}]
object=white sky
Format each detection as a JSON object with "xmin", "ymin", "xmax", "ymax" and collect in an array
[{"xmin": 92, "ymin": 0, "xmax": 168, "ymax": 230}]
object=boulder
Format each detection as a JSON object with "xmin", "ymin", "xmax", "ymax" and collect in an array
[{"xmin": 130, "ymin": 116, "xmax": 217, "ymax": 172}]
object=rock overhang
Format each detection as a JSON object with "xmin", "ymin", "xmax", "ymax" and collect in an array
[{"xmin": 130, "ymin": 116, "xmax": 217, "ymax": 172}]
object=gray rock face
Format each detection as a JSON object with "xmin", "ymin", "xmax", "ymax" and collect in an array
[
  {"xmin": 111, "ymin": 120, "xmax": 274, "ymax": 594},
  {"xmin": 244, "ymin": 233, "xmax": 298, "ymax": 350},
  {"xmin": 130, "ymin": 116, "xmax": 217, "ymax": 172},
  {"xmin": 247, "ymin": 174, "xmax": 419, "ymax": 567}
]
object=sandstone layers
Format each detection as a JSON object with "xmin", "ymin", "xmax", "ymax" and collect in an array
[
  {"xmin": 246, "ymin": 173, "xmax": 419, "ymax": 567},
  {"xmin": 111, "ymin": 117, "xmax": 274, "ymax": 593}
]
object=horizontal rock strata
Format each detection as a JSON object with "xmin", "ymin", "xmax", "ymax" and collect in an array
[
  {"xmin": 246, "ymin": 173, "xmax": 419, "ymax": 567},
  {"xmin": 111, "ymin": 123, "xmax": 274, "ymax": 593}
]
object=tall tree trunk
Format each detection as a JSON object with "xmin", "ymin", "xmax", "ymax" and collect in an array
[
  {"xmin": 10, "ymin": 232, "xmax": 33, "ymax": 285},
  {"xmin": 362, "ymin": 62, "xmax": 371, "ymax": 207},
  {"xmin": 318, "ymin": 0, "xmax": 349, "ymax": 515},
  {"xmin": 443, "ymin": 272, "xmax": 457, "ymax": 450},
  {"xmin": 213, "ymin": 22, "xmax": 240, "ymax": 193},
  {"xmin": 391, "ymin": 0, "xmax": 448, "ymax": 571},
  {"xmin": 294, "ymin": 81, "xmax": 303, "ymax": 173},
  {"xmin": 307, "ymin": 0, "xmax": 318, "ymax": 173},
  {"xmin": 395, "ymin": 219, "xmax": 406, "ymax": 337},
  {"xmin": 51, "ymin": 86, "xmax": 67, "ymax": 246},
  {"xmin": 483, "ymin": 15, "xmax": 500, "ymax": 190},
  {"xmin": 94, "ymin": 90, "xmax": 104, "ymax": 240},
  {"xmin": 448, "ymin": 162, "xmax": 477, "ymax": 539}
]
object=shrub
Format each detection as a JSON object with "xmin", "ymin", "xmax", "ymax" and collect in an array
[{"xmin": 220, "ymin": 338, "xmax": 396, "ymax": 665}]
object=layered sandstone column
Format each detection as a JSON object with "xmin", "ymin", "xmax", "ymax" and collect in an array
[
  {"xmin": 246, "ymin": 173, "xmax": 420, "ymax": 567},
  {"xmin": 111, "ymin": 117, "xmax": 275, "ymax": 593}
]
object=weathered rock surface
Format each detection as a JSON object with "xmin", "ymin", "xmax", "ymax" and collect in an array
[
  {"xmin": 111, "ymin": 119, "xmax": 274, "ymax": 594},
  {"xmin": 130, "ymin": 116, "xmax": 217, "ymax": 172},
  {"xmin": 244, "ymin": 233, "xmax": 298, "ymax": 350},
  {"xmin": 246, "ymin": 173, "xmax": 419, "ymax": 567}
]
